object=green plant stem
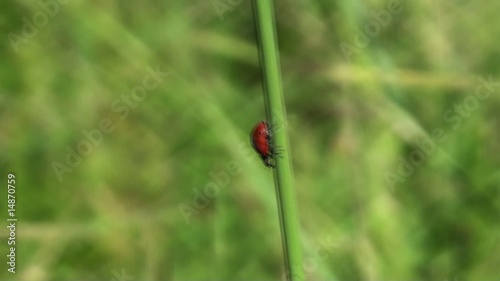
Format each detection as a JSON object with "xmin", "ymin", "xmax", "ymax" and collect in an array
[{"xmin": 252, "ymin": 0, "xmax": 304, "ymax": 280}]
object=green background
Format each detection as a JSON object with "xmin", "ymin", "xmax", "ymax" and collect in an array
[{"xmin": 1, "ymin": 0, "xmax": 499, "ymax": 280}]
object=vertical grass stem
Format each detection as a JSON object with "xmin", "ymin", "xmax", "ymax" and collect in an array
[{"xmin": 252, "ymin": 0, "xmax": 304, "ymax": 280}]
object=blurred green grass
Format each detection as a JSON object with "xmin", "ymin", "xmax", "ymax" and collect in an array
[{"xmin": 0, "ymin": 0, "xmax": 499, "ymax": 280}]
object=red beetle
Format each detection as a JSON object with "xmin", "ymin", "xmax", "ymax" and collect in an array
[{"xmin": 250, "ymin": 121, "xmax": 275, "ymax": 168}]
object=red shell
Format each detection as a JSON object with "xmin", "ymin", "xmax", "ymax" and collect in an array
[{"xmin": 250, "ymin": 121, "xmax": 274, "ymax": 167}]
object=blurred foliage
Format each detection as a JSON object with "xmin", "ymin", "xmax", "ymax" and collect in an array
[{"xmin": 0, "ymin": 0, "xmax": 499, "ymax": 280}]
